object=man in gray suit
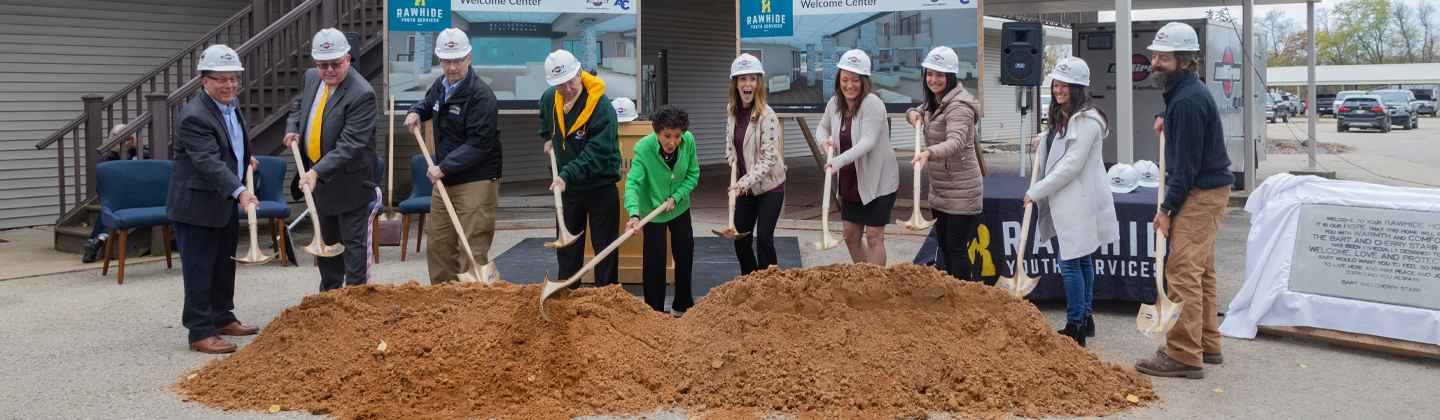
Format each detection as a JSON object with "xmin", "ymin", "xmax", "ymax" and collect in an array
[
  {"xmin": 167, "ymin": 44, "xmax": 261, "ymax": 354},
  {"xmin": 284, "ymin": 29, "xmax": 378, "ymax": 292}
]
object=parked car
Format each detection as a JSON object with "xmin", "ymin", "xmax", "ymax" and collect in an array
[
  {"xmin": 1416, "ymin": 93, "xmax": 1436, "ymax": 117},
  {"xmin": 1282, "ymin": 92, "xmax": 1301, "ymax": 116},
  {"xmin": 1297, "ymin": 99, "xmax": 1307, "ymax": 115},
  {"xmin": 1265, "ymin": 94, "xmax": 1277, "ymax": 123},
  {"xmin": 1336, "ymin": 95, "xmax": 1391, "ymax": 133},
  {"xmin": 1316, "ymin": 94, "xmax": 1336, "ymax": 116},
  {"xmin": 1372, "ymin": 89, "xmax": 1419, "ymax": 130},
  {"xmin": 1268, "ymin": 92, "xmax": 1292, "ymax": 122}
]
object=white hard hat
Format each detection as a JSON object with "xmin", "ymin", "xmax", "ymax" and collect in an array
[
  {"xmin": 434, "ymin": 28, "xmax": 473, "ymax": 60},
  {"xmin": 1047, "ymin": 56, "xmax": 1091, "ymax": 87},
  {"xmin": 612, "ymin": 97, "xmax": 638, "ymax": 122},
  {"xmin": 1147, "ymin": 22, "xmax": 1200, "ymax": 52},
  {"xmin": 544, "ymin": 49, "xmax": 582, "ymax": 86},
  {"xmin": 1133, "ymin": 160, "xmax": 1161, "ymax": 188},
  {"xmin": 311, "ymin": 28, "xmax": 350, "ymax": 61},
  {"xmin": 921, "ymin": 47, "xmax": 959, "ymax": 74},
  {"xmin": 198, "ymin": 44, "xmax": 244, "ymax": 72},
  {"xmin": 731, "ymin": 54, "xmax": 764, "ymax": 77},
  {"xmin": 836, "ymin": 49, "xmax": 871, "ymax": 77},
  {"xmin": 1108, "ymin": 164, "xmax": 1139, "ymax": 194}
]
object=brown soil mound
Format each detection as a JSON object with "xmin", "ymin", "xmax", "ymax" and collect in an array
[
  {"xmin": 174, "ymin": 280, "xmax": 677, "ymax": 420},
  {"xmin": 671, "ymin": 264, "xmax": 1156, "ymax": 419},
  {"xmin": 175, "ymin": 265, "xmax": 1155, "ymax": 419}
]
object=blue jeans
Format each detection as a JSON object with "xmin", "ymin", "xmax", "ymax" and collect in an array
[{"xmin": 1059, "ymin": 254, "xmax": 1095, "ymax": 326}]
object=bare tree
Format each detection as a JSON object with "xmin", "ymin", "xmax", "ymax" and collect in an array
[
  {"xmin": 1259, "ymin": 9, "xmax": 1298, "ymax": 62},
  {"xmin": 1393, "ymin": 2, "xmax": 1418, "ymax": 63},
  {"xmin": 1419, "ymin": 2, "xmax": 1439, "ymax": 62}
]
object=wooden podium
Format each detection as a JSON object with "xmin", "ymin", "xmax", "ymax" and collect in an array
[{"xmin": 580, "ymin": 121, "xmax": 674, "ymax": 284}]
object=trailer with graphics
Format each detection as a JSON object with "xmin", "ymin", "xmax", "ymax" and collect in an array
[{"xmin": 1072, "ymin": 19, "xmax": 1266, "ymax": 188}]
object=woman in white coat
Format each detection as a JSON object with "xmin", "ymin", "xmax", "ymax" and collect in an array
[
  {"xmin": 725, "ymin": 54, "xmax": 788, "ymax": 275},
  {"xmin": 818, "ymin": 49, "xmax": 899, "ymax": 265},
  {"xmin": 1023, "ymin": 57, "xmax": 1119, "ymax": 347}
]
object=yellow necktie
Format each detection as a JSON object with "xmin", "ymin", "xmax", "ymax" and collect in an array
[{"xmin": 307, "ymin": 85, "xmax": 329, "ymax": 163}]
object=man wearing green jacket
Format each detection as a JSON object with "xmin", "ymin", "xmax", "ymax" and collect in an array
[
  {"xmin": 539, "ymin": 50, "xmax": 623, "ymax": 287},
  {"xmin": 624, "ymin": 105, "xmax": 699, "ymax": 316}
]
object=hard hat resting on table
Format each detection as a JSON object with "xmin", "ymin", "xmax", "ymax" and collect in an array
[
  {"xmin": 921, "ymin": 47, "xmax": 959, "ymax": 74},
  {"xmin": 1147, "ymin": 22, "xmax": 1200, "ymax": 52},
  {"xmin": 1047, "ymin": 57, "xmax": 1091, "ymax": 87},
  {"xmin": 731, "ymin": 54, "xmax": 764, "ymax": 77},
  {"xmin": 612, "ymin": 98, "xmax": 638, "ymax": 123},
  {"xmin": 1108, "ymin": 163, "xmax": 1140, "ymax": 194},
  {"xmin": 836, "ymin": 49, "xmax": 871, "ymax": 76},
  {"xmin": 434, "ymin": 28, "xmax": 473, "ymax": 60},
  {"xmin": 1133, "ymin": 160, "xmax": 1161, "ymax": 188},
  {"xmin": 198, "ymin": 44, "xmax": 244, "ymax": 72},
  {"xmin": 311, "ymin": 28, "xmax": 350, "ymax": 61},
  {"xmin": 544, "ymin": 49, "xmax": 582, "ymax": 86}
]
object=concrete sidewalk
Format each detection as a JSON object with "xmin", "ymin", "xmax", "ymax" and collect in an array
[{"xmin": 1, "ymin": 212, "xmax": 1438, "ymax": 419}]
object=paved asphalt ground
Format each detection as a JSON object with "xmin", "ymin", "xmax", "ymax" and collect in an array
[{"xmin": 3, "ymin": 118, "xmax": 1440, "ymax": 419}]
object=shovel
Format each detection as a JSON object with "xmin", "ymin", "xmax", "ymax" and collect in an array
[
  {"xmin": 804, "ymin": 145, "xmax": 842, "ymax": 251},
  {"xmin": 711, "ymin": 162, "xmax": 750, "ymax": 239},
  {"xmin": 543, "ymin": 149, "xmax": 583, "ymax": 249},
  {"xmin": 996, "ymin": 149, "xmax": 1042, "ymax": 298},
  {"xmin": 539, "ymin": 204, "xmax": 666, "ymax": 321},
  {"xmin": 411, "ymin": 127, "xmax": 497, "ymax": 284},
  {"xmin": 232, "ymin": 164, "xmax": 273, "ymax": 264},
  {"xmin": 1137, "ymin": 133, "xmax": 1184, "ymax": 338},
  {"xmin": 288, "ymin": 141, "xmax": 344, "ymax": 258},
  {"xmin": 378, "ymin": 95, "xmax": 401, "ymax": 222},
  {"xmin": 897, "ymin": 123, "xmax": 935, "ymax": 231}
]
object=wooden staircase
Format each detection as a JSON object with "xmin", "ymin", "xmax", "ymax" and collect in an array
[{"xmin": 36, "ymin": 0, "xmax": 385, "ymax": 254}]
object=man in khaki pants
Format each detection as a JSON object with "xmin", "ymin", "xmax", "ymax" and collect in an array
[
  {"xmin": 404, "ymin": 28, "xmax": 502, "ymax": 284},
  {"xmin": 1134, "ymin": 22, "xmax": 1235, "ymax": 380}
]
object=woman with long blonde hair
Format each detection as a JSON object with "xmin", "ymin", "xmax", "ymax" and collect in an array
[{"xmin": 725, "ymin": 54, "xmax": 787, "ymax": 275}]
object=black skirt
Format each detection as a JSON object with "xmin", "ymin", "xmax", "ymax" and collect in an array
[{"xmin": 840, "ymin": 192, "xmax": 897, "ymax": 227}]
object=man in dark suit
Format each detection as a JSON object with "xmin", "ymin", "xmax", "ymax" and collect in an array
[
  {"xmin": 284, "ymin": 28, "xmax": 379, "ymax": 292},
  {"xmin": 167, "ymin": 44, "xmax": 261, "ymax": 354}
]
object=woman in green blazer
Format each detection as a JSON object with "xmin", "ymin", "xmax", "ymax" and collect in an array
[{"xmin": 624, "ymin": 105, "xmax": 700, "ymax": 317}]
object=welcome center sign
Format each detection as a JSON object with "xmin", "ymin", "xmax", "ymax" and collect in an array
[{"xmin": 742, "ymin": 0, "xmax": 974, "ymax": 37}]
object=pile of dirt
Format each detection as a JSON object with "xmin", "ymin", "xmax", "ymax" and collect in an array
[
  {"xmin": 174, "ymin": 280, "xmax": 677, "ymax": 420},
  {"xmin": 175, "ymin": 265, "xmax": 1156, "ymax": 419},
  {"xmin": 671, "ymin": 264, "xmax": 1156, "ymax": 419}
]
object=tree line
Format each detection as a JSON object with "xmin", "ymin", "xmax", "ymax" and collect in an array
[{"xmin": 1261, "ymin": 0, "xmax": 1440, "ymax": 66}]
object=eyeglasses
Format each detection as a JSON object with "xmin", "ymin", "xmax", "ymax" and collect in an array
[
  {"xmin": 315, "ymin": 61, "xmax": 346, "ymax": 70},
  {"xmin": 205, "ymin": 76, "xmax": 239, "ymax": 84},
  {"xmin": 439, "ymin": 58, "xmax": 468, "ymax": 68}
]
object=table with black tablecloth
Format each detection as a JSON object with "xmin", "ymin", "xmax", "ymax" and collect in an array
[{"xmin": 915, "ymin": 177, "xmax": 1164, "ymax": 303}]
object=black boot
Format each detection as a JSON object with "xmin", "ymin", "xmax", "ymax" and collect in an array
[
  {"xmin": 1083, "ymin": 315, "xmax": 1096, "ymax": 337},
  {"xmin": 1057, "ymin": 323, "xmax": 1086, "ymax": 347},
  {"xmin": 81, "ymin": 237, "xmax": 106, "ymax": 263}
]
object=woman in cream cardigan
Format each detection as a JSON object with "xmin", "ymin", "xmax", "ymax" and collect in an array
[
  {"xmin": 818, "ymin": 49, "xmax": 899, "ymax": 265},
  {"xmin": 725, "ymin": 54, "xmax": 787, "ymax": 275},
  {"xmin": 1023, "ymin": 57, "xmax": 1120, "ymax": 347},
  {"xmin": 905, "ymin": 46, "xmax": 984, "ymax": 281}
]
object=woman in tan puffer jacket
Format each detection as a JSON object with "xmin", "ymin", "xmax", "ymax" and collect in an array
[
  {"xmin": 906, "ymin": 47, "xmax": 984, "ymax": 281},
  {"xmin": 725, "ymin": 54, "xmax": 787, "ymax": 275}
]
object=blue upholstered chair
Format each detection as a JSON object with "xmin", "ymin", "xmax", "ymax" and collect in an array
[
  {"xmin": 238, "ymin": 156, "xmax": 291, "ymax": 266},
  {"xmin": 96, "ymin": 160, "xmax": 173, "ymax": 284},
  {"xmin": 397, "ymin": 154, "xmax": 434, "ymax": 261}
]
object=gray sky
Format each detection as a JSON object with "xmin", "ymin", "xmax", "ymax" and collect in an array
[{"xmin": 1099, "ymin": 0, "xmax": 1433, "ymax": 24}]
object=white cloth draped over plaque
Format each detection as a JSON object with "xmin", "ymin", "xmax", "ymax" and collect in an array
[{"xmin": 1220, "ymin": 174, "xmax": 1440, "ymax": 346}]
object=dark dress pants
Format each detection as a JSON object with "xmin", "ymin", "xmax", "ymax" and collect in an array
[
  {"xmin": 557, "ymin": 185, "xmax": 620, "ymax": 288},
  {"xmin": 174, "ymin": 206, "xmax": 240, "ymax": 343}
]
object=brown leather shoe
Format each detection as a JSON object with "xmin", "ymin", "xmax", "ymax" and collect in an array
[
  {"xmin": 217, "ymin": 321, "xmax": 259, "ymax": 336},
  {"xmin": 189, "ymin": 337, "xmax": 237, "ymax": 354},
  {"xmin": 1135, "ymin": 352, "xmax": 1205, "ymax": 379}
]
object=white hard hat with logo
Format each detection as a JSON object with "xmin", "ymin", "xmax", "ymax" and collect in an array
[
  {"xmin": 544, "ymin": 49, "xmax": 582, "ymax": 86},
  {"xmin": 311, "ymin": 28, "xmax": 350, "ymax": 61},
  {"xmin": 731, "ymin": 54, "xmax": 764, "ymax": 77},
  {"xmin": 1047, "ymin": 56, "xmax": 1091, "ymax": 86},
  {"xmin": 836, "ymin": 49, "xmax": 871, "ymax": 76},
  {"xmin": 1147, "ymin": 22, "xmax": 1200, "ymax": 52},
  {"xmin": 434, "ymin": 28, "xmax": 473, "ymax": 60},
  {"xmin": 198, "ymin": 44, "xmax": 244, "ymax": 72},
  {"xmin": 612, "ymin": 97, "xmax": 638, "ymax": 122},
  {"xmin": 1133, "ymin": 160, "xmax": 1161, "ymax": 188},
  {"xmin": 921, "ymin": 46, "xmax": 959, "ymax": 74},
  {"xmin": 1108, "ymin": 163, "xmax": 1139, "ymax": 193}
]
